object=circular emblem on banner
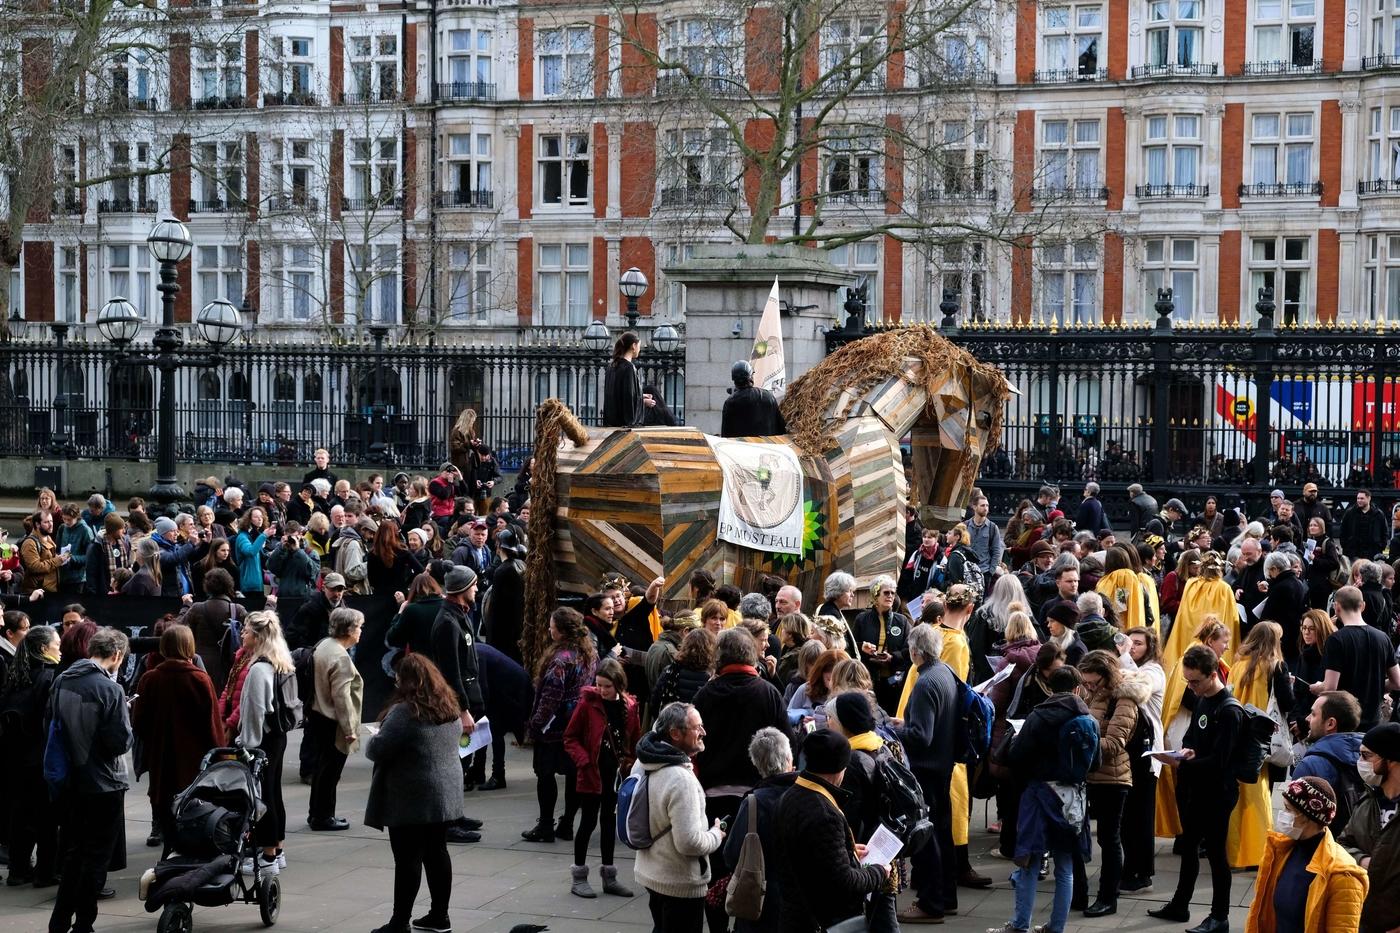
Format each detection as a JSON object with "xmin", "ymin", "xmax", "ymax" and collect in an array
[
  {"xmin": 714, "ymin": 445, "xmax": 802, "ymax": 529},
  {"xmin": 1198, "ymin": 713, "xmax": 1208, "ymax": 730},
  {"xmin": 889, "ymin": 626, "xmax": 902, "ymax": 637},
  {"xmin": 1232, "ymin": 398, "xmax": 1253, "ymax": 423}
]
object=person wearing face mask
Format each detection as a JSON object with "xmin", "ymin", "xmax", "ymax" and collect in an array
[
  {"xmin": 1245, "ymin": 776, "xmax": 1367, "ymax": 933},
  {"xmin": 1340, "ymin": 722, "xmax": 1400, "ymax": 931}
]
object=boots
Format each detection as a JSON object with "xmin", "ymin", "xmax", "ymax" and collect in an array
[
  {"xmin": 520, "ymin": 820, "xmax": 554, "ymax": 843},
  {"xmin": 599, "ymin": 865, "xmax": 633, "ymax": 897},
  {"xmin": 555, "ymin": 814, "xmax": 574, "ymax": 841},
  {"xmin": 570, "ymin": 865, "xmax": 597, "ymax": 898},
  {"xmin": 478, "ymin": 773, "xmax": 507, "ymax": 791}
]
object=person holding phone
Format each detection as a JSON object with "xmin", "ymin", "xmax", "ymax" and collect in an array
[
  {"xmin": 232, "ymin": 508, "xmax": 275, "ymax": 609},
  {"xmin": 852, "ymin": 575, "xmax": 910, "ymax": 714},
  {"xmin": 19, "ymin": 510, "xmax": 69, "ymax": 596},
  {"xmin": 56, "ymin": 504, "xmax": 93, "ymax": 596}
]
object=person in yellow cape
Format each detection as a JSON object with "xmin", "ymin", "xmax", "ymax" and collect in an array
[
  {"xmin": 896, "ymin": 585, "xmax": 992, "ymax": 889},
  {"xmin": 1096, "ymin": 545, "xmax": 1154, "ymax": 632},
  {"xmin": 1226, "ymin": 622, "xmax": 1288, "ymax": 869},
  {"xmin": 1163, "ymin": 553, "xmax": 1239, "ymax": 673},
  {"xmin": 1157, "ymin": 616, "xmax": 1232, "ymax": 837}
]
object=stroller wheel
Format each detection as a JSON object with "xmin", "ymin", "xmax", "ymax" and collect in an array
[
  {"xmin": 258, "ymin": 874, "xmax": 281, "ymax": 927},
  {"xmin": 157, "ymin": 902, "xmax": 193, "ymax": 933}
]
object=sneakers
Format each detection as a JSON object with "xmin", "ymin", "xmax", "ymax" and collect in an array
[
  {"xmin": 985, "ymin": 926, "xmax": 1027, "ymax": 933},
  {"xmin": 240, "ymin": 854, "xmax": 280, "ymax": 877},
  {"xmin": 410, "ymin": 913, "xmax": 451, "ymax": 932},
  {"xmin": 275, "ymin": 850, "xmax": 287, "ymax": 870}
]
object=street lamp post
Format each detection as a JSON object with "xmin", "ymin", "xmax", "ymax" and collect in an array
[
  {"xmin": 50, "ymin": 322, "xmax": 73, "ymax": 456},
  {"xmin": 98, "ymin": 217, "xmax": 243, "ymax": 505},
  {"xmin": 619, "ymin": 267, "xmax": 649, "ymax": 330},
  {"xmin": 368, "ymin": 324, "xmax": 390, "ymax": 462}
]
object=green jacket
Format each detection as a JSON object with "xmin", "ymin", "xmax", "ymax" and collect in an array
[{"xmin": 1339, "ymin": 786, "xmax": 1400, "ymax": 932}]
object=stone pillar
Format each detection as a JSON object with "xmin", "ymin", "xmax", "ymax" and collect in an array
[{"xmin": 664, "ymin": 244, "xmax": 855, "ymax": 435}]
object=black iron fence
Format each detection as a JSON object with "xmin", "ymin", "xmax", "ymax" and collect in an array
[
  {"xmin": 0, "ymin": 332, "xmax": 686, "ymax": 474},
  {"xmin": 829, "ymin": 290, "xmax": 1400, "ymax": 516}
]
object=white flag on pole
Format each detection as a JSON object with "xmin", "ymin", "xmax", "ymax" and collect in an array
[{"xmin": 750, "ymin": 277, "xmax": 786, "ymax": 399}]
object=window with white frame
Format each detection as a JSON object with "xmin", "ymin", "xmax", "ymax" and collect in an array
[
  {"xmin": 537, "ymin": 242, "xmax": 590, "ymax": 326},
  {"xmin": 538, "ymin": 26, "xmax": 592, "ymax": 99},
  {"xmin": 57, "ymin": 247, "xmax": 79, "ymax": 324},
  {"xmin": 662, "ymin": 128, "xmax": 734, "ymax": 203},
  {"xmin": 935, "ymin": 120, "xmax": 990, "ymax": 195},
  {"xmin": 107, "ymin": 244, "xmax": 153, "ymax": 319},
  {"xmin": 193, "ymin": 141, "xmax": 243, "ymax": 209},
  {"xmin": 109, "ymin": 50, "xmax": 153, "ymax": 109},
  {"xmin": 828, "ymin": 240, "xmax": 880, "ymax": 318},
  {"xmin": 940, "ymin": 32, "xmax": 991, "ymax": 80},
  {"xmin": 660, "ymin": 18, "xmax": 738, "ymax": 91},
  {"xmin": 56, "ymin": 145, "xmax": 79, "ymax": 211},
  {"xmin": 1040, "ymin": 118, "xmax": 1100, "ymax": 193},
  {"xmin": 537, "ymin": 132, "xmax": 589, "ymax": 207},
  {"xmin": 347, "ymin": 34, "xmax": 398, "ymax": 103},
  {"xmin": 822, "ymin": 17, "xmax": 884, "ymax": 88},
  {"xmin": 1249, "ymin": 235, "xmax": 1311, "ymax": 324},
  {"xmin": 1142, "ymin": 113, "xmax": 1202, "ymax": 190},
  {"xmin": 1142, "ymin": 237, "xmax": 1197, "ymax": 321},
  {"xmin": 1041, "ymin": 240, "xmax": 1098, "ymax": 324},
  {"xmin": 824, "ymin": 127, "xmax": 881, "ymax": 200},
  {"xmin": 1041, "ymin": 3, "xmax": 1104, "ymax": 79},
  {"xmin": 1362, "ymin": 234, "xmax": 1400, "ymax": 320},
  {"xmin": 107, "ymin": 142, "xmax": 153, "ymax": 210},
  {"xmin": 349, "ymin": 244, "xmax": 399, "ymax": 324},
  {"xmin": 1145, "ymin": 0, "xmax": 1205, "ymax": 69},
  {"xmin": 1247, "ymin": 112, "xmax": 1314, "ymax": 189},
  {"xmin": 276, "ymin": 36, "xmax": 314, "ymax": 100},
  {"xmin": 196, "ymin": 245, "xmax": 242, "ymax": 310},
  {"xmin": 1369, "ymin": 1, "xmax": 1400, "ymax": 60},
  {"xmin": 446, "ymin": 242, "xmax": 493, "ymax": 320},
  {"xmin": 1366, "ymin": 106, "xmax": 1400, "ymax": 184},
  {"xmin": 195, "ymin": 41, "xmax": 242, "ymax": 104},
  {"xmin": 445, "ymin": 27, "xmax": 493, "ymax": 93},
  {"xmin": 937, "ymin": 240, "xmax": 988, "ymax": 320},
  {"xmin": 1251, "ymin": 0, "xmax": 1317, "ymax": 69},
  {"xmin": 348, "ymin": 138, "xmax": 398, "ymax": 207},
  {"xmin": 268, "ymin": 244, "xmax": 316, "ymax": 320},
  {"xmin": 268, "ymin": 139, "xmax": 315, "ymax": 207},
  {"xmin": 445, "ymin": 132, "xmax": 492, "ymax": 202}
]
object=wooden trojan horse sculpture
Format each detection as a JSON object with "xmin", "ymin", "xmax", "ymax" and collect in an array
[{"xmin": 521, "ymin": 325, "xmax": 1011, "ymax": 669}]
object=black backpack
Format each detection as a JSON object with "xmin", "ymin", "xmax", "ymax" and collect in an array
[
  {"xmin": 1224, "ymin": 697, "xmax": 1275, "ymax": 784},
  {"xmin": 873, "ymin": 745, "xmax": 933, "ymax": 857}
]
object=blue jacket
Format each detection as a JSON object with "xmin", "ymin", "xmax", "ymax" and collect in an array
[
  {"xmin": 56, "ymin": 520, "xmax": 94, "ymax": 587},
  {"xmin": 1293, "ymin": 731, "xmax": 1365, "ymax": 830},
  {"xmin": 1074, "ymin": 496, "xmax": 1111, "ymax": 536},
  {"xmin": 232, "ymin": 531, "xmax": 267, "ymax": 594},
  {"xmin": 46, "ymin": 659, "xmax": 132, "ymax": 794},
  {"xmin": 154, "ymin": 535, "xmax": 197, "ymax": 597}
]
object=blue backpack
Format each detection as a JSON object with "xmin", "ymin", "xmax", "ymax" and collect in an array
[
  {"xmin": 617, "ymin": 766, "xmax": 673, "ymax": 850},
  {"xmin": 952, "ymin": 678, "xmax": 995, "ymax": 765},
  {"xmin": 1056, "ymin": 713, "xmax": 1101, "ymax": 784},
  {"xmin": 42, "ymin": 711, "xmax": 71, "ymax": 795}
]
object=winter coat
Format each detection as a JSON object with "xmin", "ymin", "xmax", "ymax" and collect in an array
[
  {"xmin": 692, "ymin": 665, "xmax": 788, "ymax": 790},
  {"xmin": 651, "ymin": 661, "xmax": 711, "ymax": 711},
  {"xmin": 154, "ymin": 535, "xmax": 197, "ymax": 597},
  {"xmin": 1085, "ymin": 678, "xmax": 1147, "ymax": 786},
  {"xmin": 1293, "ymin": 732, "xmax": 1365, "ymax": 833},
  {"xmin": 265, "ymin": 544, "xmax": 320, "ymax": 599},
  {"xmin": 0, "ymin": 658, "xmax": 59, "ymax": 769},
  {"xmin": 1074, "ymin": 495, "xmax": 1111, "ymax": 536},
  {"xmin": 896, "ymin": 657, "xmax": 960, "ymax": 778},
  {"xmin": 477, "ymin": 643, "xmax": 531, "ymax": 743},
  {"xmin": 1341, "ymin": 504, "xmax": 1388, "ymax": 560},
  {"xmin": 331, "ymin": 527, "xmax": 370, "ymax": 594},
  {"xmin": 988, "ymin": 637, "xmax": 1041, "ymax": 746},
  {"xmin": 56, "ymin": 520, "xmax": 94, "ymax": 588},
  {"xmin": 644, "ymin": 631, "xmax": 684, "ymax": 689},
  {"xmin": 19, "ymin": 532, "xmax": 63, "ymax": 593},
  {"xmin": 775, "ymin": 772, "xmax": 887, "ymax": 932},
  {"xmin": 527, "ymin": 647, "xmax": 595, "ymax": 743},
  {"xmin": 720, "ymin": 385, "xmax": 786, "ymax": 438},
  {"xmin": 45, "ymin": 658, "xmax": 133, "ymax": 794},
  {"xmin": 286, "ymin": 592, "xmax": 337, "ymax": 650},
  {"xmin": 602, "ymin": 357, "xmax": 643, "ymax": 428},
  {"xmin": 231, "ymin": 531, "xmax": 268, "ymax": 594},
  {"xmin": 121, "ymin": 567, "xmax": 161, "ymax": 597},
  {"xmin": 1008, "ymin": 691, "xmax": 1093, "ymax": 784},
  {"xmin": 563, "ymin": 686, "xmax": 641, "ymax": 794},
  {"xmin": 851, "ymin": 609, "xmax": 911, "ymax": 685},
  {"xmin": 311, "ymin": 638, "xmax": 363, "ymax": 755},
  {"xmin": 364, "ymin": 703, "xmax": 464, "ymax": 830},
  {"xmin": 83, "ymin": 535, "xmax": 132, "ymax": 596},
  {"xmin": 366, "ymin": 548, "xmax": 423, "ymax": 598},
  {"xmin": 131, "ymin": 660, "xmax": 223, "ymax": 805},
  {"xmin": 632, "ymin": 732, "xmax": 723, "ymax": 898},
  {"xmin": 385, "ymin": 595, "xmax": 444, "ymax": 656},
  {"xmin": 722, "ymin": 772, "xmax": 798, "ymax": 933},
  {"xmin": 430, "ymin": 599, "xmax": 485, "ymax": 716},
  {"xmin": 1246, "ymin": 828, "xmax": 1368, "ymax": 933},
  {"xmin": 1339, "ymin": 783, "xmax": 1400, "ymax": 922},
  {"xmin": 184, "ymin": 597, "xmax": 243, "ymax": 691},
  {"xmin": 481, "ymin": 556, "xmax": 525, "ymax": 665}
]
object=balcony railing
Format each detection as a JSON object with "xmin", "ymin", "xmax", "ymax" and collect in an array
[
  {"xmin": 338, "ymin": 89, "xmax": 402, "ymax": 106},
  {"xmin": 654, "ymin": 73, "xmax": 741, "ymax": 97},
  {"xmin": 919, "ymin": 186, "xmax": 997, "ymax": 203},
  {"xmin": 51, "ymin": 197, "xmax": 83, "ymax": 216},
  {"xmin": 1238, "ymin": 181, "xmax": 1322, "ymax": 198},
  {"xmin": 658, "ymin": 185, "xmax": 738, "ymax": 209},
  {"xmin": 109, "ymin": 96, "xmax": 157, "ymax": 112},
  {"xmin": 1359, "ymin": 178, "xmax": 1400, "ymax": 195},
  {"xmin": 1031, "ymin": 185, "xmax": 1109, "ymax": 202},
  {"xmin": 1033, "ymin": 67, "xmax": 1107, "ymax": 83},
  {"xmin": 263, "ymin": 90, "xmax": 317, "ymax": 107},
  {"xmin": 341, "ymin": 195, "xmax": 403, "ymax": 212},
  {"xmin": 192, "ymin": 94, "xmax": 244, "ymax": 110},
  {"xmin": 267, "ymin": 195, "xmax": 319, "ymax": 213},
  {"xmin": 434, "ymin": 81, "xmax": 497, "ymax": 102},
  {"xmin": 434, "ymin": 189, "xmax": 495, "ymax": 209},
  {"xmin": 823, "ymin": 187, "xmax": 885, "ymax": 205},
  {"xmin": 1242, "ymin": 59, "xmax": 1322, "ymax": 75},
  {"xmin": 1130, "ymin": 62, "xmax": 1219, "ymax": 78},
  {"xmin": 1135, "ymin": 183, "xmax": 1209, "ymax": 198},
  {"xmin": 97, "ymin": 198, "xmax": 158, "ymax": 214},
  {"xmin": 923, "ymin": 66, "xmax": 998, "ymax": 86},
  {"xmin": 1363, "ymin": 54, "xmax": 1400, "ymax": 70},
  {"xmin": 188, "ymin": 198, "xmax": 247, "ymax": 214}
]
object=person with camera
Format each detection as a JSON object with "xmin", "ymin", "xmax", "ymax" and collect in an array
[{"xmin": 265, "ymin": 521, "xmax": 320, "ymax": 599}]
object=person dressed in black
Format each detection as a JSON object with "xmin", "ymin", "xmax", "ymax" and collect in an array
[
  {"xmin": 1148, "ymin": 644, "xmax": 1245, "ymax": 933},
  {"xmin": 720, "ymin": 360, "xmax": 786, "ymax": 438},
  {"xmin": 602, "ymin": 332, "xmax": 643, "ymax": 428},
  {"xmin": 641, "ymin": 383, "xmax": 677, "ymax": 427},
  {"xmin": 482, "ymin": 529, "xmax": 527, "ymax": 666},
  {"xmin": 428, "ymin": 567, "xmax": 487, "ymax": 842}
]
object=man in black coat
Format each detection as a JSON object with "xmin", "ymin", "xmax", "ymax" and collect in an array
[
  {"xmin": 1341, "ymin": 489, "xmax": 1388, "ymax": 560},
  {"xmin": 774, "ymin": 730, "xmax": 888, "ymax": 933},
  {"xmin": 285, "ymin": 576, "xmax": 347, "ymax": 650},
  {"xmin": 602, "ymin": 333, "xmax": 643, "ymax": 428},
  {"xmin": 1358, "ymin": 559, "xmax": 1395, "ymax": 638},
  {"xmin": 721, "ymin": 361, "xmax": 786, "ymax": 438},
  {"xmin": 429, "ymin": 566, "xmax": 487, "ymax": 840},
  {"xmin": 481, "ymin": 529, "xmax": 526, "ymax": 666},
  {"xmin": 1256, "ymin": 551, "xmax": 1308, "ymax": 662}
]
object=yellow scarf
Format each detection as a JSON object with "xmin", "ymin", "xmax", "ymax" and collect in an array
[
  {"xmin": 794, "ymin": 776, "xmax": 858, "ymax": 855},
  {"xmin": 1096, "ymin": 568, "xmax": 1147, "ymax": 631},
  {"xmin": 848, "ymin": 731, "xmax": 884, "ymax": 753}
]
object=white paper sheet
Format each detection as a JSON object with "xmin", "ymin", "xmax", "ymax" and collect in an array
[
  {"xmin": 861, "ymin": 823, "xmax": 904, "ymax": 867},
  {"xmin": 1143, "ymin": 749, "xmax": 1185, "ymax": 761},
  {"xmin": 458, "ymin": 717, "xmax": 492, "ymax": 759},
  {"xmin": 972, "ymin": 665, "xmax": 1013, "ymax": 695}
]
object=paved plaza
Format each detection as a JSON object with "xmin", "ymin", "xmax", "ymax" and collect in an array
[{"xmin": 0, "ymin": 734, "xmax": 1258, "ymax": 933}]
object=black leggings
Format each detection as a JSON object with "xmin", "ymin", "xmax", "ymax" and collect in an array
[
  {"xmin": 1172, "ymin": 785, "xmax": 1237, "ymax": 919},
  {"xmin": 1122, "ymin": 760, "xmax": 1157, "ymax": 882},
  {"xmin": 574, "ymin": 752, "xmax": 619, "ymax": 865},
  {"xmin": 533, "ymin": 741, "xmax": 578, "ymax": 826},
  {"xmin": 254, "ymin": 730, "xmax": 288, "ymax": 849},
  {"xmin": 1072, "ymin": 783, "xmax": 1128, "ymax": 902},
  {"xmin": 388, "ymin": 823, "xmax": 452, "ymax": 925}
]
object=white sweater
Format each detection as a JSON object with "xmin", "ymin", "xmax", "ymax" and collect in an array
[
  {"xmin": 239, "ymin": 662, "xmax": 275, "ymax": 750},
  {"xmin": 633, "ymin": 760, "xmax": 723, "ymax": 899}
]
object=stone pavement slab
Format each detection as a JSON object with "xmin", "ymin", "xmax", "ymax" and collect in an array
[{"xmin": 0, "ymin": 732, "xmax": 1258, "ymax": 933}]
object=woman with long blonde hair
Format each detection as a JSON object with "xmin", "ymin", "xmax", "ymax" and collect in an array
[
  {"xmin": 1226, "ymin": 622, "xmax": 1290, "ymax": 869},
  {"xmin": 238, "ymin": 612, "xmax": 296, "ymax": 874}
]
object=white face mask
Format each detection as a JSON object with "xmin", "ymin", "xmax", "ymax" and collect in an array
[
  {"xmin": 1359, "ymin": 759, "xmax": 1384, "ymax": 787},
  {"xmin": 1275, "ymin": 810, "xmax": 1307, "ymax": 840}
]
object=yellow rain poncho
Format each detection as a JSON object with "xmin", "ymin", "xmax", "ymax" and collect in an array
[
  {"xmin": 1225, "ymin": 666, "xmax": 1274, "ymax": 868},
  {"xmin": 1164, "ymin": 577, "xmax": 1239, "ymax": 671},
  {"xmin": 897, "ymin": 623, "xmax": 972, "ymax": 847},
  {"xmin": 1097, "ymin": 568, "xmax": 1152, "ymax": 632}
]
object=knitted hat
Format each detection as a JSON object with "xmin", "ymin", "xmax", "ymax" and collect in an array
[
  {"xmin": 153, "ymin": 517, "xmax": 177, "ymax": 536},
  {"xmin": 1282, "ymin": 775, "xmax": 1337, "ymax": 827},
  {"xmin": 444, "ymin": 566, "xmax": 478, "ymax": 594},
  {"xmin": 833, "ymin": 691, "xmax": 876, "ymax": 737},
  {"xmin": 1364, "ymin": 722, "xmax": 1400, "ymax": 762},
  {"xmin": 803, "ymin": 729, "xmax": 851, "ymax": 775},
  {"xmin": 1046, "ymin": 602, "xmax": 1080, "ymax": 628}
]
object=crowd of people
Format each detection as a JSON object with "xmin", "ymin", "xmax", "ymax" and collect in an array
[{"xmin": 10, "ymin": 455, "xmax": 1400, "ymax": 933}]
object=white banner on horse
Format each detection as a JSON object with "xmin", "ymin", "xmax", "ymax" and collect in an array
[
  {"xmin": 710, "ymin": 436, "xmax": 805, "ymax": 555},
  {"xmin": 750, "ymin": 277, "xmax": 786, "ymax": 399}
]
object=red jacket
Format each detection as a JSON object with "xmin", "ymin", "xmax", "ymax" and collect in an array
[{"xmin": 563, "ymin": 686, "xmax": 640, "ymax": 795}]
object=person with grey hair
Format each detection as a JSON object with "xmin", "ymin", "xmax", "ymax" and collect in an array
[
  {"xmin": 1075, "ymin": 481, "xmax": 1112, "ymax": 537},
  {"xmin": 894, "ymin": 622, "xmax": 959, "ymax": 923},
  {"xmin": 1252, "ymin": 549, "xmax": 1309, "ymax": 663},
  {"xmin": 722, "ymin": 727, "xmax": 796, "ymax": 933},
  {"xmin": 816, "ymin": 571, "xmax": 861, "ymax": 656},
  {"xmin": 1127, "ymin": 483, "xmax": 1158, "ymax": 539},
  {"xmin": 81, "ymin": 493, "xmax": 112, "ymax": 535},
  {"xmin": 308, "ymin": 607, "xmax": 364, "ymax": 831},
  {"xmin": 46, "ymin": 627, "xmax": 132, "ymax": 933},
  {"xmin": 852, "ymin": 574, "xmax": 911, "ymax": 712},
  {"xmin": 737, "ymin": 592, "xmax": 771, "ymax": 621},
  {"xmin": 1350, "ymin": 555, "xmax": 1394, "ymax": 640}
]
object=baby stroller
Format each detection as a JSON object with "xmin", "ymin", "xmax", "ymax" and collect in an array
[{"xmin": 139, "ymin": 747, "xmax": 280, "ymax": 931}]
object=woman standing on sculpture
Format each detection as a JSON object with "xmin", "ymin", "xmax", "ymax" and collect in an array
[{"xmin": 601, "ymin": 333, "xmax": 643, "ymax": 428}]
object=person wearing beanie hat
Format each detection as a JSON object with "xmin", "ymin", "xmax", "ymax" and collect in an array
[
  {"xmin": 150, "ymin": 512, "xmax": 199, "ymax": 600},
  {"xmin": 429, "ymin": 562, "xmax": 485, "ymax": 844},
  {"xmin": 775, "ymin": 728, "xmax": 887, "ymax": 931},
  {"xmin": 1045, "ymin": 602, "xmax": 1087, "ymax": 666},
  {"xmin": 827, "ymin": 692, "xmax": 902, "ymax": 930},
  {"xmin": 1339, "ymin": 723, "xmax": 1400, "ymax": 873},
  {"xmin": 1246, "ymin": 775, "xmax": 1367, "ymax": 933}
]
